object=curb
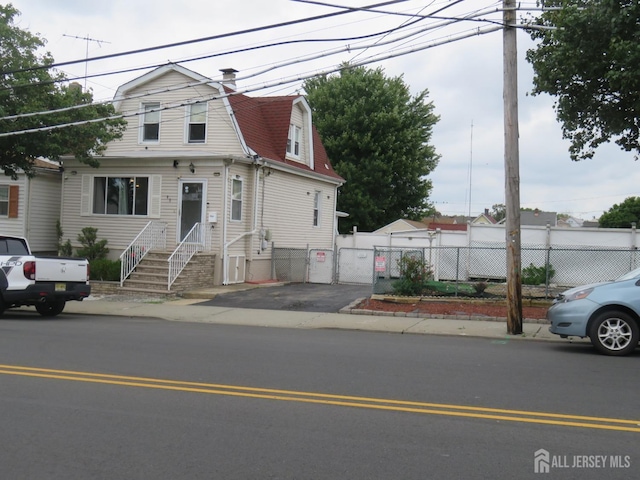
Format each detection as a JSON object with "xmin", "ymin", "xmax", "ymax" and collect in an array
[{"xmin": 340, "ymin": 297, "xmax": 549, "ymax": 325}]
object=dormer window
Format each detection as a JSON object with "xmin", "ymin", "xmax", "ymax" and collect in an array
[
  {"xmin": 187, "ymin": 102, "xmax": 207, "ymax": 143},
  {"xmin": 141, "ymin": 102, "xmax": 160, "ymax": 142},
  {"xmin": 287, "ymin": 124, "xmax": 301, "ymax": 158}
]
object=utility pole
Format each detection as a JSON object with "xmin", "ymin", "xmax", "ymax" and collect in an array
[
  {"xmin": 63, "ymin": 34, "xmax": 110, "ymax": 90},
  {"xmin": 503, "ymin": 0, "xmax": 523, "ymax": 334}
]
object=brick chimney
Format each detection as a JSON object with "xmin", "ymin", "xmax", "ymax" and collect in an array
[{"xmin": 220, "ymin": 68, "xmax": 238, "ymax": 90}]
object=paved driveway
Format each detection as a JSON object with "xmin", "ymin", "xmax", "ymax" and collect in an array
[{"xmin": 196, "ymin": 283, "xmax": 373, "ymax": 313}]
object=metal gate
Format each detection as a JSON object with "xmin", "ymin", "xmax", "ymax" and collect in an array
[
  {"xmin": 272, "ymin": 247, "xmax": 374, "ymax": 285},
  {"xmin": 308, "ymin": 249, "xmax": 334, "ymax": 284}
]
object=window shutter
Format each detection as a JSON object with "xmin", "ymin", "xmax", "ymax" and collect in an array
[
  {"xmin": 149, "ymin": 175, "xmax": 162, "ymax": 218},
  {"xmin": 8, "ymin": 185, "xmax": 19, "ymax": 218},
  {"xmin": 80, "ymin": 175, "xmax": 92, "ymax": 216}
]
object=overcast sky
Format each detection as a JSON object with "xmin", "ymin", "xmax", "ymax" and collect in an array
[{"xmin": 8, "ymin": 0, "xmax": 639, "ymax": 220}]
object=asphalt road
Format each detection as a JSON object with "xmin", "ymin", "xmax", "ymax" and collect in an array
[
  {"xmin": 1, "ymin": 312, "xmax": 638, "ymax": 479},
  {"xmin": 196, "ymin": 282, "xmax": 373, "ymax": 312}
]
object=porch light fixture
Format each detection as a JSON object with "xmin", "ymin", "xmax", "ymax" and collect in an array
[
  {"xmin": 189, "ymin": 162, "xmax": 195, "ymax": 173},
  {"xmin": 173, "ymin": 160, "xmax": 180, "ymax": 168}
]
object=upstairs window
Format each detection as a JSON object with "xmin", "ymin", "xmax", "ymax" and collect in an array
[
  {"xmin": 313, "ymin": 191, "xmax": 321, "ymax": 227},
  {"xmin": 142, "ymin": 102, "xmax": 160, "ymax": 142},
  {"xmin": 231, "ymin": 178, "xmax": 243, "ymax": 221},
  {"xmin": 188, "ymin": 102, "xmax": 207, "ymax": 143},
  {"xmin": 92, "ymin": 177, "xmax": 149, "ymax": 216},
  {"xmin": 287, "ymin": 124, "xmax": 301, "ymax": 158}
]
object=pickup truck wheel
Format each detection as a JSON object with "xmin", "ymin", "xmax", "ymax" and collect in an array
[
  {"xmin": 588, "ymin": 311, "xmax": 639, "ymax": 356},
  {"xmin": 35, "ymin": 299, "xmax": 66, "ymax": 317}
]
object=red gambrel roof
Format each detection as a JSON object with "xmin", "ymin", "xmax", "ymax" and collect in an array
[{"xmin": 225, "ymin": 88, "xmax": 343, "ymax": 182}]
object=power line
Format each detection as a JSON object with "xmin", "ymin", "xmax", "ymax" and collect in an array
[
  {"xmin": 0, "ymin": 25, "xmax": 502, "ymax": 138},
  {"xmin": 0, "ymin": 0, "xmax": 407, "ymax": 76},
  {"xmin": 1, "ymin": 9, "xmax": 503, "ymax": 123}
]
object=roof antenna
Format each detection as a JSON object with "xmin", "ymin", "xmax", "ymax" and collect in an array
[{"xmin": 63, "ymin": 34, "xmax": 111, "ymax": 91}]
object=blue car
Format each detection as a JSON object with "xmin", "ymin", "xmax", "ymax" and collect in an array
[{"xmin": 547, "ymin": 268, "xmax": 640, "ymax": 356}]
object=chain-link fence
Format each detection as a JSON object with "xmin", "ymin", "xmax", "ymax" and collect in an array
[
  {"xmin": 370, "ymin": 245, "xmax": 640, "ymax": 298},
  {"xmin": 273, "ymin": 245, "xmax": 640, "ymax": 298},
  {"xmin": 272, "ymin": 247, "xmax": 309, "ymax": 283}
]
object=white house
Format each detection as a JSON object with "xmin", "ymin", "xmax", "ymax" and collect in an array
[
  {"xmin": 0, "ymin": 159, "xmax": 62, "ymax": 254},
  {"xmin": 59, "ymin": 63, "xmax": 343, "ymax": 287}
]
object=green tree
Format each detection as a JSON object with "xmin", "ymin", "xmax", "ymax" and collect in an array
[
  {"xmin": 490, "ymin": 203, "xmax": 506, "ymax": 222},
  {"xmin": 0, "ymin": 4, "xmax": 126, "ymax": 178},
  {"xmin": 598, "ymin": 196, "xmax": 640, "ymax": 228},
  {"xmin": 525, "ymin": 1, "xmax": 640, "ymax": 161},
  {"xmin": 304, "ymin": 64, "xmax": 440, "ymax": 232}
]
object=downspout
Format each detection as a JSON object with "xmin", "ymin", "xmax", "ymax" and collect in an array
[
  {"xmin": 222, "ymin": 160, "xmax": 231, "ymax": 285},
  {"xmin": 222, "ymin": 157, "xmax": 261, "ymax": 285}
]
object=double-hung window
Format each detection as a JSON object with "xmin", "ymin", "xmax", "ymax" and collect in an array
[
  {"xmin": 0, "ymin": 186, "xmax": 9, "ymax": 216},
  {"xmin": 287, "ymin": 124, "xmax": 301, "ymax": 158},
  {"xmin": 92, "ymin": 176, "xmax": 149, "ymax": 215},
  {"xmin": 231, "ymin": 178, "xmax": 243, "ymax": 221},
  {"xmin": 142, "ymin": 102, "xmax": 160, "ymax": 142},
  {"xmin": 188, "ymin": 102, "xmax": 207, "ymax": 143},
  {"xmin": 0, "ymin": 185, "xmax": 18, "ymax": 218},
  {"xmin": 313, "ymin": 191, "xmax": 321, "ymax": 227}
]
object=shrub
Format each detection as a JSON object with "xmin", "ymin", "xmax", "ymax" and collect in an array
[
  {"xmin": 90, "ymin": 259, "xmax": 121, "ymax": 281},
  {"xmin": 473, "ymin": 281, "xmax": 488, "ymax": 295},
  {"xmin": 56, "ymin": 220, "xmax": 74, "ymax": 257},
  {"xmin": 76, "ymin": 227, "xmax": 109, "ymax": 261},
  {"xmin": 392, "ymin": 254, "xmax": 432, "ymax": 296},
  {"xmin": 522, "ymin": 263, "xmax": 555, "ymax": 285},
  {"xmin": 59, "ymin": 239, "xmax": 73, "ymax": 257}
]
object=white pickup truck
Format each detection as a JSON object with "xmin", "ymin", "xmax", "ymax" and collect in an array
[{"xmin": 0, "ymin": 235, "xmax": 91, "ymax": 317}]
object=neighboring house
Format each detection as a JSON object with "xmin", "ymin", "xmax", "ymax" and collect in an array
[
  {"xmin": 373, "ymin": 219, "xmax": 428, "ymax": 234},
  {"xmin": 557, "ymin": 216, "xmax": 584, "ymax": 228},
  {"xmin": 0, "ymin": 159, "xmax": 62, "ymax": 254},
  {"xmin": 59, "ymin": 63, "xmax": 343, "ymax": 286},
  {"xmin": 520, "ymin": 209, "xmax": 557, "ymax": 226},
  {"xmin": 471, "ymin": 208, "xmax": 498, "ymax": 225}
]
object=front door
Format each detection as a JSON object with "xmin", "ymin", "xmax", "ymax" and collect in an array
[{"xmin": 178, "ymin": 180, "xmax": 206, "ymax": 241}]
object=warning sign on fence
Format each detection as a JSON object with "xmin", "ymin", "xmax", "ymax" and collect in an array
[{"xmin": 375, "ymin": 256, "xmax": 386, "ymax": 272}]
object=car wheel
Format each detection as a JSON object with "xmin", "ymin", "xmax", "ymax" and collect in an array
[
  {"xmin": 35, "ymin": 299, "xmax": 66, "ymax": 317},
  {"xmin": 589, "ymin": 311, "xmax": 639, "ymax": 356}
]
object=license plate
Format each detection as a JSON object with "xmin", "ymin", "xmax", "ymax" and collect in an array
[{"xmin": 55, "ymin": 283, "xmax": 66, "ymax": 292}]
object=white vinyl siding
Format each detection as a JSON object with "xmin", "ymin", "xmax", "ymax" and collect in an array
[
  {"xmin": 106, "ymin": 70, "xmax": 242, "ymax": 155},
  {"xmin": 25, "ymin": 174, "xmax": 62, "ymax": 252},
  {"xmin": 259, "ymin": 170, "xmax": 336, "ymax": 249}
]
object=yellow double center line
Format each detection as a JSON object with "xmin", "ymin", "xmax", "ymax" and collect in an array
[{"xmin": 1, "ymin": 364, "xmax": 639, "ymax": 433}]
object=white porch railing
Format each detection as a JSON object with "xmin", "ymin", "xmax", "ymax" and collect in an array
[
  {"xmin": 120, "ymin": 221, "xmax": 167, "ymax": 286},
  {"xmin": 168, "ymin": 222, "xmax": 208, "ymax": 290}
]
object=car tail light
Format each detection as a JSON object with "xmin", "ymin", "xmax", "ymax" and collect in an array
[{"xmin": 23, "ymin": 261, "xmax": 36, "ymax": 280}]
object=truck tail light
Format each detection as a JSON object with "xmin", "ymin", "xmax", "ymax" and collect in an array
[
  {"xmin": 86, "ymin": 263, "xmax": 90, "ymax": 282},
  {"xmin": 23, "ymin": 261, "xmax": 36, "ymax": 280}
]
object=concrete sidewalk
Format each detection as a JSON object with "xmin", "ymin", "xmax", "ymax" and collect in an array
[{"xmin": 63, "ymin": 294, "xmax": 588, "ymax": 344}]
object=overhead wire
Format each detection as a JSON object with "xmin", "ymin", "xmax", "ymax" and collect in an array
[
  {"xmin": 1, "ymin": 4, "xmax": 507, "ymax": 124},
  {"xmin": 0, "ymin": 23, "xmax": 503, "ymax": 138},
  {"xmin": 0, "ymin": 0, "xmax": 408, "ymax": 76}
]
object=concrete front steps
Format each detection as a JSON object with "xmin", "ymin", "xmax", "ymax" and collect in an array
[{"xmin": 120, "ymin": 250, "xmax": 216, "ymax": 296}]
